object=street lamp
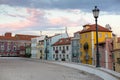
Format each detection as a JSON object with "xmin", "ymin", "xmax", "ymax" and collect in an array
[
  {"xmin": 45, "ymin": 36, "xmax": 48, "ymax": 60},
  {"xmin": 92, "ymin": 6, "xmax": 100, "ymax": 67}
]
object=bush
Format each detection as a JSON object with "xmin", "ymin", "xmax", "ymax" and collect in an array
[{"xmin": 25, "ymin": 53, "xmax": 31, "ymax": 58}]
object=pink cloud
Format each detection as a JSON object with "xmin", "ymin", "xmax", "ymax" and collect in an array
[
  {"xmin": 0, "ymin": 20, "xmax": 33, "ymax": 30},
  {"xmin": 0, "ymin": 8, "xmax": 46, "ymax": 31},
  {"xmin": 26, "ymin": 8, "xmax": 45, "ymax": 22},
  {"xmin": 48, "ymin": 17, "xmax": 89, "ymax": 27}
]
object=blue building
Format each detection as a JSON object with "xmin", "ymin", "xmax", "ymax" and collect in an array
[
  {"xmin": 71, "ymin": 31, "xmax": 80, "ymax": 62},
  {"xmin": 46, "ymin": 33, "xmax": 69, "ymax": 60}
]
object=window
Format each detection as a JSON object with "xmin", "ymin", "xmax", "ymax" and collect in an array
[
  {"xmin": 56, "ymin": 47, "xmax": 58, "ymax": 50},
  {"xmin": 7, "ymin": 45, "xmax": 11, "ymax": 51},
  {"xmin": 63, "ymin": 46, "xmax": 65, "ymax": 50},
  {"xmin": 39, "ymin": 41, "xmax": 44, "ymax": 45},
  {"xmin": 62, "ymin": 49, "xmax": 65, "ymax": 53},
  {"xmin": 40, "ymin": 50, "xmax": 42, "ymax": 53},
  {"xmin": 50, "ymin": 38, "xmax": 52, "ymax": 42},
  {"xmin": 80, "ymin": 43, "xmax": 82, "ymax": 49},
  {"xmin": 59, "ymin": 54, "xmax": 61, "ymax": 59},
  {"xmin": 8, "ymin": 42, "xmax": 10, "ymax": 45},
  {"xmin": 74, "ymin": 33, "xmax": 78, "ymax": 38},
  {"xmin": 85, "ymin": 34, "xmax": 88, "ymax": 38},
  {"xmin": 59, "ymin": 46, "xmax": 61, "ymax": 51},
  {"xmin": 99, "ymin": 33, "xmax": 102, "ymax": 38},
  {"xmin": 53, "ymin": 47, "xmax": 55, "ymax": 51},
  {"xmin": 66, "ymin": 46, "xmax": 69, "ymax": 50},
  {"xmin": 80, "ymin": 52, "xmax": 82, "ymax": 56},
  {"xmin": 53, "ymin": 54, "xmax": 55, "ymax": 58},
  {"xmin": 117, "ymin": 58, "xmax": 120, "ymax": 64},
  {"xmin": 1, "ymin": 42, "xmax": 4, "ymax": 45},
  {"xmin": 63, "ymin": 54, "xmax": 65, "ymax": 58},
  {"xmin": 105, "ymin": 33, "xmax": 108, "ymax": 38},
  {"xmin": 67, "ymin": 54, "xmax": 69, "ymax": 59},
  {"xmin": 13, "ymin": 46, "xmax": 16, "ymax": 51},
  {"xmin": 1, "ymin": 45, "xmax": 4, "ymax": 51}
]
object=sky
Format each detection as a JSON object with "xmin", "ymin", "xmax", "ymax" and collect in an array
[{"xmin": 0, "ymin": 0, "xmax": 120, "ymax": 36}]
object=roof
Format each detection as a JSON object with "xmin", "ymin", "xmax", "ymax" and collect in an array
[
  {"xmin": 80, "ymin": 24, "xmax": 112, "ymax": 34},
  {"xmin": 0, "ymin": 36, "xmax": 17, "ymax": 40},
  {"xmin": 15, "ymin": 34, "xmax": 39, "ymax": 40},
  {"xmin": 52, "ymin": 37, "xmax": 71, "ymax": 46},
  {"xmin": 0, "ymin": 33, "xmax": 39, "ymax": 41},
  {"xmin": 49, "ymin": 34, "xmax": 61, "ymax": 38}
]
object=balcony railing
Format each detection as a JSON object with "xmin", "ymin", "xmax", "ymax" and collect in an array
[
  {"xmin": 55, "ymin": 50, "xmax": 58, "ymax": 53},
  {"xmin": 62, "ymin": 50, "xmax": 65, "ymax": 53}
]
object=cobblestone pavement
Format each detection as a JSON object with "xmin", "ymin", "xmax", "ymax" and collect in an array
[{"xmin": 0, "ymin": 57, "xmax": 103, "ymax": 80}]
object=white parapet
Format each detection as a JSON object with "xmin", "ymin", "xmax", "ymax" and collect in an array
[{"xmin": 52, "ymin": 62, "xmax": 120, "ymax": 80}]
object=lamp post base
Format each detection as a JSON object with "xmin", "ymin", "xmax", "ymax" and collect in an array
[{"xmin": 96, "ymin": 65, "xmax": 100, "ymax": 67}]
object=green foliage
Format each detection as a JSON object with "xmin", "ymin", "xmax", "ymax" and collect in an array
[{"xmin": 25, "ymin": 53, "xmax": 31, "ymax": 58}]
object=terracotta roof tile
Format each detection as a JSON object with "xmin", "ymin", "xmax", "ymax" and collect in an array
[
  {"xmin": 0, "ymin": 33, "xmax": 39, "ymax": 41},
  {"xmin": 52, "ymin": 37, "xmax": 71, "ymax": 46},
  {"xmin": 15, "ymin": 34, "xmax": 39, "ymax": 40},
  {"xmin": 0, "ymin": 36, "xmax": 17, "ymax": 40},
  {"xmin": 80, "ymin": 24, "xmax": 112, "ymax": 34}
]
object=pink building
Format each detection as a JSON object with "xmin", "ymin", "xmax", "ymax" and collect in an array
[
  {"xmin": 0, "ymin": 32, "xmax": 38, "ymax": 57},
  {"xmin": 95, "ymin": 38, "xmax": 114, "ymax": 70}
]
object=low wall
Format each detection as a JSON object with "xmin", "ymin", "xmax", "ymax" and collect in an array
[{"xmin": 51, "ymin": 62, "xmax": 120, "ymax": 80}]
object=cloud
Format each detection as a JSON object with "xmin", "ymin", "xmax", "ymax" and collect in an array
[
  {"xmin": 0, "ymin": 2, "xmax": 120, "ymax": 36},
  {"xmin": 0, "ymin": 19, "xmax": 33, "ymax": 30},
  {"xmin": 48, "ymin": 17, "xmax": 89, "ymax": 27},
  {"xmin": 0, "ymin": 0, "xmax": 120, "ymax": 13},
  {"xmin": 26, "ymin": 8, "xmax": 45, "ymax": 22},
  {"xmin": 0, "ymin": 7, "xmax": 47, "ymax": 31},
  {"xmin": 0, "ymin": 5, "xmax": 91, "ymax": 33}
]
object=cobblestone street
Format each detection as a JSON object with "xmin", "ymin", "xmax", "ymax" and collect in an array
[{"xmin": 0, "ymin": 57, "xmax": 103, "ymax": 80}]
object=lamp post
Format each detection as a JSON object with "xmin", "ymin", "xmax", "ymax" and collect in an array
[
  {"xmin": 45, "ymin": 36, "xmax": 48, "ymax": 60},
  {"xmin": 92, "ymin": 6, "xmax": 100, "ymax": 67}
]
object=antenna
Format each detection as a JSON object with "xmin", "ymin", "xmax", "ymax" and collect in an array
[
  {"xmin": 65, "ymin": 27, "xmax": 67, "ymax": 33},
  {"xmin": 65, "ymin": 27, "xmax": 69, "ymax": 37},
  {"xmin": 40, "ymin": 31, "xmax": 42, "ymax": 36}
]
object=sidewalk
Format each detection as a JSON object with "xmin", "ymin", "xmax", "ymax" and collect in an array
[
  {"xmin": 22, "ymin": 57, "xmax": 120, "ymax": 80},
  {"xmin": 51, "ymin": 61, "xmax": 120, "ymax": 80}
]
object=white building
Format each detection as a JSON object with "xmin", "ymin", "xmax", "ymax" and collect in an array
[{"xmin": 52, "ymin": 37, "xmax": 72, "ymax": 62}]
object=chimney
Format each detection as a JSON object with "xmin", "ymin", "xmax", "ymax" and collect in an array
[
  {"xmin": 83, "ymin": 24, "xmax": 90, "ymax": 30},
  {"xmin": 5, "ymin": 32, "xmax": 12, "ymax": 37},
  {"xmin": 105, "ymin": 24, "xmax": 112, "ymax": 30}
]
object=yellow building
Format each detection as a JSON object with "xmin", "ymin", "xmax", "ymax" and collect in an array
[
  {"xmin": 36, "ymin": 40, "xmax": 44, "ymax": 59},
  {"xmin": 112, "ymin": 36, "xmax": 120, "ymax": 72},
  {"xmin": 80, "ymin": 24, "xmax": 112, "ymax": 65}
]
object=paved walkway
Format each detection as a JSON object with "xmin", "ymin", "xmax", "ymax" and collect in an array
[
  {"xmin": 51, "ymin": 61, "xmax": 120, "ymax": 80},
  {"xmin": 0, "ymin": 57, "xmax": 103, "ymax": 80}
]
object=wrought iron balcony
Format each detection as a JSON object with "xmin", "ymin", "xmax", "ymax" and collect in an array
[{"xmin": 62, "ymin": 49, "xmax": 65, "ymax": 53}]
